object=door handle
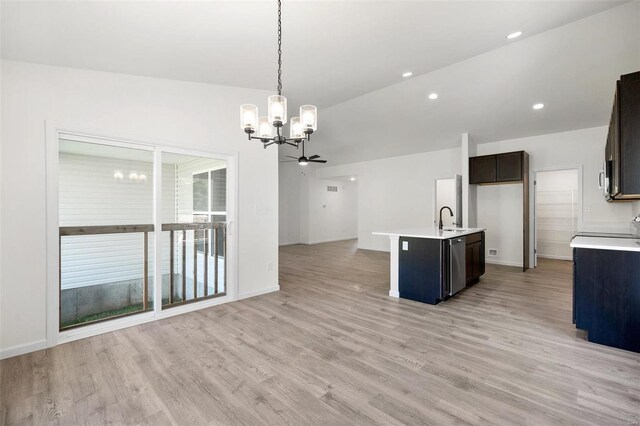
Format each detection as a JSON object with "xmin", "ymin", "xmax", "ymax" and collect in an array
[{"xmin": 598, "ymin": 171, "xmax": 604, "ymax": 190}]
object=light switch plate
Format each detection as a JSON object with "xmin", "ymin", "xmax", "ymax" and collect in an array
[{"xmin": 402, "ymin": 241, "xmax": 409, "ymax": 251}]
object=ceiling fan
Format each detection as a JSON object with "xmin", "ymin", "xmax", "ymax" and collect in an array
[{"xmin": 282, "ymin": 141, "xmax": 327, "ymax": 165}]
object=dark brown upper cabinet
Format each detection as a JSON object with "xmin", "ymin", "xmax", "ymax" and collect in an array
[
  {"xmin": 469, "ymin": 155, "xmax": 496, "ymax": 184},
  {"xmin": 606, "ymin": 71, "xmax": 640, "ymax": 201},
  {"xmin": 469, "ymin": 151, "xmax": 526, "ymax": 184},
  {"xmin": 497, "ymin": 151, "xmax": 523, "ymax": 182}
]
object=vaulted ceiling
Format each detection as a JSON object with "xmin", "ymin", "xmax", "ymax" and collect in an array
[
  {"xmin": 2, "ymin": 1, "xmax": 638, "ymax": 165},
  {"xmin": 0, "ymin": 1, "xmax": 626, "ymax": 109}
]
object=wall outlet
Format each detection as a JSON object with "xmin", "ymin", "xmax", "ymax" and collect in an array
[
  {"xmin": 402, "ymin": 241, "xmax": 409, "ymax": 251},
  {"xmin": 488, "ymin": 248, "xmax": 498, "ymax": 256},
  {"xmin": 267, "ymin": 262, "xmax": 274, "ymax": 271}
]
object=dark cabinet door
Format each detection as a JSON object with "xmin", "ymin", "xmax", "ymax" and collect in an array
[
  {"xmin": 471, "ymin": 243, "xmax": 481, "ymax": 278},
  {"xmin": 609, "ymin": 83, "xmax": 621, "ymax": 198},
  {"xmin": 398, "ymin": 237, "xmax": 444, "ymax": 305},
  {"xmin": 620, "ymin": 72, "xmax": 640, "ymax": 198},
  {"xmin": 496, "ymin": 152, "xmax": 523, "ymax": 182},
  {"xmin": 470, "ymin": 155, "xmax": 496, "ymax": 184},
  {"xmin": 465, "ymin": 233, "xmax": 484, "ymax": 285},
  {"xmin": 574, "ymin": 248, "xmax": 640, "ymax": 352},
  {"xmin": 465, "ymin": 244, "xmax": 474, "ymax": 282}
]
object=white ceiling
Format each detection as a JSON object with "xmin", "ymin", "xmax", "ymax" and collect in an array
[
  {"xmin": 0, "ymin": 0, "xmax": 626, "ymax": 110},
  {"xmin": 302, "ymin": 1, "xmax": 640, "ymax": 165},
  {"xmin": 3, "ymin": 1, "xmax": 638, "ymax": 166}
]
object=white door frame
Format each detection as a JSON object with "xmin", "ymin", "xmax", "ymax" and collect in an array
[
  {"xmin": 45, "ymin": 122, "xmax": 239, "ymax": 347},
  {"xmin": 532, "ymin": 166, "xmax": 582, "ymax": 267}
]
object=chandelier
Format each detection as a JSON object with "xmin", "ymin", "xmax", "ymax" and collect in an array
[{"xmin": 240, "ymin": 0, "xmax": 318, "ymax": 149}]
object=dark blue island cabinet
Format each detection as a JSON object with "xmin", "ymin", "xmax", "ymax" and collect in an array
[
  {"xmin": 398, "ymin": 237, "xmax": 446, "ymax": 305},
  {"xmin": 573, "ymin": 248, "xmax": 640, "ymax": 353}
]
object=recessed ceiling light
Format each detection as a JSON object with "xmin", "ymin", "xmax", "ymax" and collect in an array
[
  {"xmin": 428, "ymin": 93, "xmax": 438, "ymax": 100},
  {"xmin": 402, "ymin": 71, "xmax": 413, "ymax": 78},
  {"xmin": 507, "ymin": 31, "xmax": 522, "ymax": 39},
  {"xmin": 533, "ymin": 103, "xmax": 544, "ymax": 110},
  {"xmin": 350, "ymin": 177, "xmax": 356, "ymax": 181}
]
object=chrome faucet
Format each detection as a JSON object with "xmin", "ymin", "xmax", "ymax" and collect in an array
[{"xmin": 439, "ymin": 206, "xmax": 454, "ymax": 230}]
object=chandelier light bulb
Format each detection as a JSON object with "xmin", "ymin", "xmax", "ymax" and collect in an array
[
  {"xmin": 113, "ymin": 170, "xmax": 124, "ymax": 180},
  {"xmin": 240, "ymin": 104, "xmax": 258, "ymax": 132},
  {"xmin": 290, "ymin": 117, "xmax": 304, "ymax": 139},
  {"xmin": 129, "ymin": 171, "xmax": 139, "ymax": 181},
  {"xmin": 139, "ymin": 173, "xmax": 148, "ymax": 182},
  {"xmin": 258, "ymin": 117, "xmax": 273, "ymax": 139},
  {"xmin": 268, "ymin": 95, "xmax": 287, "ymax": 125},
  {"xmin": 300, "ymin": 105, "xmax": 318, "ymax": 132}
]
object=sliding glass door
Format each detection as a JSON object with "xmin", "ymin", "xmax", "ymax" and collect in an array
[{"xmin": 58, "ymin": 137, "xmax": 230, "ymax": 330}]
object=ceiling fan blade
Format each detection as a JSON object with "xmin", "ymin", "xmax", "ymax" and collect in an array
[
  {"xmin": 308, "ymin": 155, "xmax": 320, "ymax": 160},
  {"xmin": 309, "ymin": 159, "xmax": 327, "ymax": 163},
  {"xmin": 285, "ymin": 155, "xmax": 299, "ymax": 159},
  {"xmin": 279, "ymin": 160, "xmax": 297, "ymax": 163}
]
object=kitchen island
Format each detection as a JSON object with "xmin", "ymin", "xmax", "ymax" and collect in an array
[{"xmin": 373, "ymin": 227, "xmax": 486, "ymax": 303}]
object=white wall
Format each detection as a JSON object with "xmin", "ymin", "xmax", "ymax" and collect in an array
[
  {"xmin": 316, "ymin": 147, "xmax": 462, "ymax": 252},
  {"xmin": 476, "ymin": 126, "xmax": 634, "ymax": 267},
  {"xmin": 478, "ymin": 184, "xmax": 524, "ymax": 266},
  {"xmin": 0, "ymin": 60, "xmax": 279, "ymax": 355},
  {"xmin": 306, "ymin": 126, "xmax": 631, "ymax": 260},
  {"xmin": 278, "ymin": 164, "xmax": 358, "ymax": 246},
  {"xmin": 278, "ymin": 163, "xmax": 302, "ymax": 245},
  {"xmin": 0, "ymin": 2, "xmax": 3, "ymax": 354},
  {"xmin": 305, "ymin": 175, "xmax": 358, "ymax": 245}
]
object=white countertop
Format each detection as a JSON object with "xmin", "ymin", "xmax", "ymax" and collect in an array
[
  {"xmin": 372, "ymin": 227, "xmax": 486, "ymax": 240},
  {"xmin": 570, "ymin": 236, "xmax": 640, "ymax": 252}
]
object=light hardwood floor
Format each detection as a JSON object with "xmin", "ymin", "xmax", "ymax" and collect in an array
[{"xmin": 1, "ymin": 239, "xmax": 639, "ymax": 425}]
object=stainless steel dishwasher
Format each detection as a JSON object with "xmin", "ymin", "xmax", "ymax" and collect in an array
[{"xmin": 448, "ymin": 237, "xmax": 466, "ymax": 296}]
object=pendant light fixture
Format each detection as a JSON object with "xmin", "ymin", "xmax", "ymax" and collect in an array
[{"xmin": 240, "ymin": 0, "xmax": 318, "ymax": 149}]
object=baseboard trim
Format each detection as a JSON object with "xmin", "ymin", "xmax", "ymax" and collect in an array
[
  {"xmin": 279, "ymin": 241, "xmax": 300, "ymax": 246},
  {"xmin": 486, "ymin": 259, "xmax": 523, "ymax": 267},
  {"xmin": 389, "ymin": 290, "xmax": 399, "ymax": 298},
  {"xmin": 238, "ymin": 285, "xmax": 280, "ymax": 300},
  {"xmin": 306, "ymin": 236, "xmax": 358, "ymax": 245},
  {"xmin": 537, "ymin": 254, "xmax": 572, "ymax": 261},
  {"xmin": 0, "ymin": 339, "xmax": 47, "ymax": 360}
]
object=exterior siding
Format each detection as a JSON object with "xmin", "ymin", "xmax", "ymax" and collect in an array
[{"xmin": 59, "ymin": 152, "xmax": 176, "ymax": 289}]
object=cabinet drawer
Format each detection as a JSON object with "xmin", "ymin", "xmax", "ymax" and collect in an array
[{"xmin": 465, "ymin": 233, "xmax": 482, "ymax": 244}]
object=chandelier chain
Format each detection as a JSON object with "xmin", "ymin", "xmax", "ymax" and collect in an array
[{"xmin": 277, "ymin": 0, "xmax": 282, "ymax": 95}]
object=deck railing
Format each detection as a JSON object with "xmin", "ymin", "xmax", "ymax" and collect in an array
[
  {"xmin": 58, "ymin": 222, "xmax": 226, "ymax": 326},
  {"xmin": 59, "ymin": 224, "xmax": 155, "ymax": 313},
  {"xmin": 162, "ymin": 222, "xmax": 227, "ymax": 307}
]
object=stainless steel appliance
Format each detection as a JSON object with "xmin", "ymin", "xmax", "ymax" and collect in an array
[{"xmin": 448, "ymin": 237, "xmax": 466, "ymax": 296}]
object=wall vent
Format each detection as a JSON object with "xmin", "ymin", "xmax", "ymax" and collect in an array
[
  {"xmin": 488, "ymin": 249, "xmax": 498, "ymax": 256},
  {"xmin": 327, "ymin": 185, "xmax": 338, "ymax": 192}
]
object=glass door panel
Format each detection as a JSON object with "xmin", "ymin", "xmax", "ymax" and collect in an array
[
  {"xmin": 161, "ymin": 153, "xmax": 227, "ymax": 307},
  {"xmin": 58, "ymin": 139, "xmax": 154, "ymax": 329}
]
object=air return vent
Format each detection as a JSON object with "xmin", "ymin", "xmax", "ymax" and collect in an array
[{"xmin": 327, "ymin": 185, "xmax": 338, "ymax": 192}]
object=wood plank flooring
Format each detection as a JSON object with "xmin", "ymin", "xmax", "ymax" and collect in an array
[{"xmin": 1, "ymin": 239, "xmax": 639, "ymax": 425}]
